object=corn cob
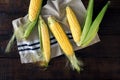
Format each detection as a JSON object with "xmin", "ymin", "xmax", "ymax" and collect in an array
[
  {"xmin": 81, "ymin": 1, "xmax": 110, "ymax": 47},
  {"xmin": 48, "ymin": 16, "xmax": 81, "ymax": 72},
  {"xmin": 29, "ymin": 0, "xmax": 42, "ymax": 22},
  {"xmin": 38, "ymin": 16, "xmax": 51, "ymax": 67},
  {"xmin": 66, "ymin": 6, "xmax": 82, "ymax": 46},
  {"xmin": 24, "ymin": 0, "xmax": 43, "ymax": 39}
]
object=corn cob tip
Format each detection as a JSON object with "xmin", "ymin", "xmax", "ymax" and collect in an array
[
  {"xmin": 76, "ymin": 42, "xmax": 81, "ymax": 47},
  {"xmin": 66, "ymin": 6, "xmax": 70, "ymax": 9},
  {"xmin": 48, "ymin": 16, "xmax": 56, "ymax": 25},
  {"xmin": 28, "ymin": 0, "xmax": 43, "ymax": 21},
  {"xmin": 48, "ymin": 16, "xmax": 55, "ymax": 21},
  {"xmin": 66, "ymin": 6, "xmax": 72, "ymax": 14}
]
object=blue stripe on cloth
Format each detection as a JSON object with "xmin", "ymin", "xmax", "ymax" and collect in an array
[
  {"xmin": 17, "ymin": 33, "xmax": 73, "ymax": 52},
  {"xmin": 18, "ymin": 47, "xmax": 40, "ymax": 51},
  {"xmin": 17, "ymin": 42, "xmax": 40, "ymax": 47}
]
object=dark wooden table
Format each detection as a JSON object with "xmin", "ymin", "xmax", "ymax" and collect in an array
[{"xmin": 0, "ymin": 0, "xmax": 120, "ymax": 80}]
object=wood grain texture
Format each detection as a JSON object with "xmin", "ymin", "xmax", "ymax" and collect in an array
[{"xmin": 0, "ymin": 0, "xmax": 120, "ymax": 80}]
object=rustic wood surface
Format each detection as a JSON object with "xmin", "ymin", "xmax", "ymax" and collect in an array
[{"xmin": 0, "ymin": 0, "xmax": 120, "ymax": 80}]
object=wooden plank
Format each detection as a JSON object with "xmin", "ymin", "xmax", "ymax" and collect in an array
[
  {"xmin": 0, "ymin": 0, "xmax": 47, "ymax": 14},
  {"xmin": 0, "ymin": 0, "xmax": 119, "ymax": 13},
  {"xmin": 76, "ymin": 36, "xmax": 120, "ymax": 58},
  {"xmin": 0, "ymin": 0, "xmax": 29, "ymax": 14},
  {"xmin": 0, "ymin": 57, "xmax": 120, "ymax": 79}
]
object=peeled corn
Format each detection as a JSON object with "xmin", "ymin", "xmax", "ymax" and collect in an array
[
  {"xmin": 38, "ymin": 16, "xmax": 51, "ymax": 67},
  {"xmin": 24, "ymin": 0, "xmax": 43, "ymax": 38},
  {"xmin": 48, "ymin": 16, "xmax": 81, "ymax": 72},
  {"xmin": 29, "ymin": 0, "xmax": 43, "ymax": 21},
  {"xmin": 66, "ymin": 6, "xmax": 82, "ymax": 46}
]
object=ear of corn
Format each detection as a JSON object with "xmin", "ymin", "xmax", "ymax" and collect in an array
[
  {"xmin": 23, "ymin": 0, "xmax": 43, "ymax": 39},
  {"xmin": 78, "ymin": 0, "xmax": 94, "ymax": 46},
  {"xmin": 38, "ymin": 16, "xmax": 51, "ymax": 67},
  {"xmin": 48, "ymin": 16, "xmax": 81, "ymax": 72},
  {"xmin": 29, "ymin": 0, "xmax": 43, "ymax": 22},
  {"xmin": 66, "ymin": 6, "xmax": 82, "ymax": 46},
  {"xmin": 81, "ymin": 1, "xmax": 110, "ymax": 47}
]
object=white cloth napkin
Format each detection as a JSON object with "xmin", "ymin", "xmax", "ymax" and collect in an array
[{"xmin": 12, "ymin": 0, "xmax": 100, "ymax": 63}]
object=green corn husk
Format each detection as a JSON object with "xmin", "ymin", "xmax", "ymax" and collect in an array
[
  {"xmin": 23, "ymin": 0, "xmax": 43, "ymax": 39},
  {"xmin": 78, "ymin": 0, "xmax": 94, "ymax": 46},
  {"xmin": 15, "ymin": 25, "xmax": 26, "ymax": 40},
  {"xmin": 81, "ymin": 1, "xmax": 110, "ymax": 47},
  {"xmin": 38, "ymin": 16, "xmax": 43, "ymax": 61},
  {"xmin": 5, "ymin": 24, "xmax": 26, "ymax": 53},
  {"xmin": 38, "ymin": 16, "xmax": 51, "ymax": 67},
  {"xmin": 23, "ymin": 19, "xmax": 37, "ymax": 39},
  {"xmin": 5, "ymin": 33, "xmax": 15, "ymax": 53},
  {"xmin": 38, "ymin": 16, "xmax": 43, "ymax": 53}
]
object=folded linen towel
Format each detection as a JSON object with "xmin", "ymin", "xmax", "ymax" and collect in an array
[{"xmin": 12, "ymin": 0, "xmax": 100, "ymax": 63}]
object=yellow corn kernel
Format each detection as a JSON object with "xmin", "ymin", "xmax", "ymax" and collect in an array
[
  {"xmin": 38, "ymin": 16, "xmax": 51, "ymax": 66},
  {"xmin": 48, "ymin": 16, "xmax": 74, "ymax": 56},
  {"xmin": 29, "ymin": 0, "xmax": 43, "ymax": 21},
  {"xmin": 48, "ymin": 16, "xmax": 81, "ymax": 72},
  {"xmin": 66, "ymin": 6, "xmax": 82, "ymax": 45}
]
